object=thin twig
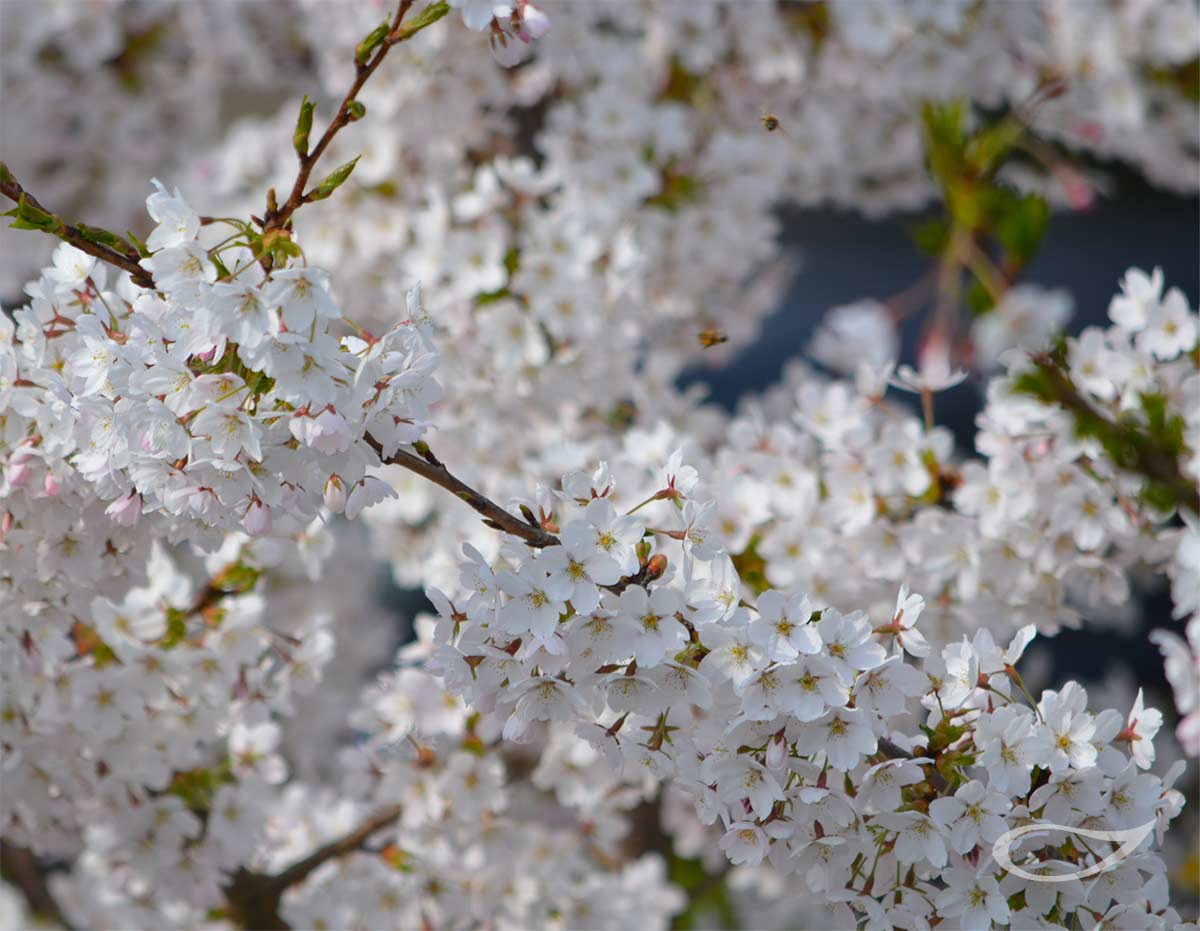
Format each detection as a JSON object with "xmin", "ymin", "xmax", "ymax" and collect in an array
[
  {"xmin": 366, "ymin": 435, "xmax": 560, "ymax": 548},
  {"xmin": 260, "ymin": 0, "xmax": 415, "ymax": 242},
  {"xmin": 0, "ymin": 168, "xmax": 155, "ymax": 289}
]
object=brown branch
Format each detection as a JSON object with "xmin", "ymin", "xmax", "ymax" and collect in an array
[
  {"xmin": 273, "ymin": 804, "xmax": 401, "ymax": 890},
  {"xmin": 223, "ymin": 804, "xmax": 401, "ymax": 930},
  {"xmin": 0, "ymin": 840, "xmax": 76, "ymax": 931},
  {"xmin": 366, "ymin": 435, "xmax": 561, "ymax": 548},
  {"xmin": 4, "ymin": 0, "xmax": 443, "ymax": 289},
  {"xmin": 261, "ymin": 0, "xmax": 415, "ymax": 242},
  {"xmin": 0, "ymin": 167, "xmax": 156, "ymax": 289}
]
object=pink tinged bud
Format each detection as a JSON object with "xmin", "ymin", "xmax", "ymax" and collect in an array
[
  {"xmin": 105, "ymin": 492, "xmax": 142, "ymax": 526},
  {"xmin": 1062, "ymin": 174, "xmax": 1094, "ymax": 211},
  {"xmin": 324, "ymin": 475, "xmax": 347, "ymax": 513},
  {"xmin": 918, "ymin": 328, "xmax": 952, "ymax": 379},
  {"xmin": 6, "ymin": 461, "xmax": 31, "ymax": 488},
  {"xmin": 518, "ymin": 3, "xmax": 550, "ymax": 38},
  {"xmin": 244, "ymin": 500, "xmax": 272, "ymax": 536},
  {"xmin": 766, "ymin": 734, "xmax": 788, "ymax": 771},
  {"xmin": 42, "ymin": 472, "xmax": 60, "ymax": 497}
]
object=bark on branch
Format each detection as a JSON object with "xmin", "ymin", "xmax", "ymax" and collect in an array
[
  {"xmin": 259, "ymin": 0, "xmax": 418, "ymax": 246},
  {"xmin": 367, "ymin": 436, "xmax": 561, "ymax": 548},
  {"xmin": 0, "ymin": 167, "xmax": 155, "ymax": 289},
  {"xmin": 223, "ymin": 804, "xmax": 401, "ymax": 930},
  {"xmin": 0, "ymin": 840, "xmax": 76, "ymax": 931}
]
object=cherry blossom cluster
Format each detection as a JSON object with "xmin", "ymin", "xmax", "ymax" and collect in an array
[
  {"xmin": 6, "ymin": 0, "xmax": 1196, "ymax": 289},
  {"xmin": 0, "ymin": 506, "xmax": 681, "ymax": 929},
  {"xmin": 272, "ymin": 666, "xmax": 677, "ymax": 931},
  {"xmin": 0, "ymin": 0, "xmax": 315, "ymax": 286},
  {"xmin": 43, "ymin": 621, "xmax": 679, "ymax": 929},
  {"xmin": 376, "ymin": 267, "xmax": 1196, "ymax": 719},
  {"xmin": 1, "ymin": 182, "xmax": 440, "ymax": 552},
  {"xmin": 1, "ymin": 1, "xmax": 1198, "ymax": 927},
  {"xmin": 0, "ymin": 0, "xmax": 551, "ymax": 286},
  {"xmin": 1, "ymin": 531, "xmax": 338, "ymax": 913},
  {"xmin": 723, "ymin": 266, "xmax": 1199, "ymax": 650},
  {"xmin": 165, "ymin": 0, "xmax": 1197, "ymax": 603},
  {"xmin": 424, "ymin": 444, "xmax": 1190, "ymax": 928}
]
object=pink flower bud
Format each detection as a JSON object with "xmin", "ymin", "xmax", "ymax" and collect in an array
[
  {"xmin": 244, "ymin": 500, "xmax": 272, "ymax": 536},
  {"xmin": 105, "ymin": 492, "xmax": 142, "ymax": 526},
  {"xmin": 324, "ymin": 475, "xmax": 347, "ymax": 513},
  {"xmin": 42, "ymin": 472, "xmax": 60, "ymax": 497},
  {"xmin": 518, "ymin": 2, "xmax": 550, "ymax": 39},
  {"xmin": 6, "ymin": 461, "xmax": 31, "ymax": 488},
  {"xmin": 766, "ymin": 734, "xmax": 788, "ymax": 771},
  {"xmin": 1062, "ymin": 174, "xmax": 1094, "ymax": 211}
]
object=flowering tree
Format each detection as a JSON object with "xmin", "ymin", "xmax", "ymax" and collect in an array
[{"xmin": 1, "ymin": 1, "xmax": 1198, "ymax": 929}]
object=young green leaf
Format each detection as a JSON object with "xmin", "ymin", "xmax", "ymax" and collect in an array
[
  {"xmin": 393, "ymin": 1, "xmax": 451, "ymax": 41},
  {"xmin": 356, "ymin": 18, "xmax": 390, "ymax": 64},
  {"xmin": 77, "ymin": 223, "xmax": 134, "ymax": 253},
  {"xmin": 307, "ymin": 155, "xmax": 361, "ymax": 202},
  {"xmin": 294, "ymin": 95, "xmax": 316, "ymax": 157}
]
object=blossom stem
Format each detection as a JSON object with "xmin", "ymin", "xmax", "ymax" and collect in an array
[
  {"xmin": 920, "ymin": 388, "xmax": 935, "ymax": 432},
  {"xmin": 273, "ymin": 804, "xmax": 402, "ymax": 889},
  {"xmin": 961, "ymin": 238, "xmax": 1009, "ymax": 305},
  {"xmin": 624, "ymin": 491, "xmax": 665, "ymax": 515}
]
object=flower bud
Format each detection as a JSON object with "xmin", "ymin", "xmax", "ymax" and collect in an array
[
  {"xmin": 518, "ymin": 3, "xmax": 550, "ymax": 39},
  {"xmin": 766, "ymin": 734, "xmax": 788, "ymax": 771},
  {"xmin": 6, "ymin": 460, "xmax": 31, "ymax": 488},
  {"xmin": 244, "ymin": 500, "xmax": 272, "ymax": 536},
  {"xmin": 42, "ymin": 471, "xmax": 59, "ymax": 497},
  {"xmin": 324, "ymin": 474, "xmax": 347, "ymax": 513}
]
